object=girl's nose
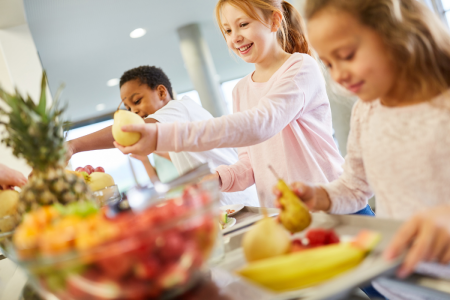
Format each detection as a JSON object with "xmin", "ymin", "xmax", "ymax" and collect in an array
[
  {"xmin": 232, "ymin": 32, "xmax": 242, "ymax": 44},
  {"xmin": 332, "ymin": 67, "xmax": 351, "ymax": 86}
]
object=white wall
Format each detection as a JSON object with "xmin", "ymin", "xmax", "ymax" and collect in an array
[{"xmin": 0, "ymin": 24, "xmax": 48, "ymax": 176}]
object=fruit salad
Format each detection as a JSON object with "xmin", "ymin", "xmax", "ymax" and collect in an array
[{"xmin": 9, "ymin": 181, "xmax": 220, "ymax": 300}]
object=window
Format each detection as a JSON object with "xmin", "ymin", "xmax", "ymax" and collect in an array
[
  {"xmin": 177, "ymin": 77, "xmax": 243, "ymax": 113},
  {"xmin": 66, "ymin": 120, "xmax": 152, "ymax": 193},
  {"xmin": 442, "ymin": 0, "xmax": 450, "ymax": 25}
]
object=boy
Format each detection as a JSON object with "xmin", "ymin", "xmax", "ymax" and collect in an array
[{"xmin": 67, "ymin": 66, "xmax": 258, "ymax": 206}]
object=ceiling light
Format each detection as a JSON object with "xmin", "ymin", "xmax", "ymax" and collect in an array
[
  {"xmin": 107, "ymin": 78, "xmax": 120, "ymax": 87},
  {"xmin": 130, "ymin": 28, "xmax": 146, "ymax": 38},
  {"xmin": 96, "ymin": 104, "xmax": 106, "ymax": 111}
]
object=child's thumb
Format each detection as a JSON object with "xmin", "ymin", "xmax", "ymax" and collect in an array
[{"xmin": 121, "ymin": 124, "xmax": 144, "ymax": 133}]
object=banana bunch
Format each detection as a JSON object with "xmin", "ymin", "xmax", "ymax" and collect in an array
[
  {"xmin": 238, "ymin": 230, "xmax": 381, "ymax": 291},
  {"xmin": 277, "ymin": 178, "xmax": 311, "ymax": 233}
]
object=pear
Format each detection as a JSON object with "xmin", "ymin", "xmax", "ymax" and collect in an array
[
  {"xmin": 88, "ymin": 172, "xmax": 115, "ymax": 192},
  {"xmin": 0, "ymin": 190, "xmax": 20, "ymax": 232},
  {"xmin": 242, "ymin": 217, "xmax": 291, "ymax": 262},
  {"xmin": 277, "ymin": 179, "xmax": 312, "ymax": 233},
  {"xmin": 112, "ymin": 110, "xmax": 145, "ymax": 146}
]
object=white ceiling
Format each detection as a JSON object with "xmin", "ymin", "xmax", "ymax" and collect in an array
[{"xmin": 24, "ymin": 0, "xmax": 290, "ymax": 122}]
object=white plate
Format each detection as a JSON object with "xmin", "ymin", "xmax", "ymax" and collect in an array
[
  {"xmin": 220, "ymin": 204, "xmax": 244, "ymax": 217},
  {"xmin": 222, "ymin": 217, "xmax": 236, "ymax": 233}
]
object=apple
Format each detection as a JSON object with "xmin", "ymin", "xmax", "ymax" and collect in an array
[
  {"xmin": 75, "ymin": 167, "xmax": 83, "ymax": 172},
  {"xmin": 88, "ymin": 172, "xmax": 115, "ymax": 192},
  {"xmin": 94, "ymin": 166, "xmax": 105, "ymax": 173},
  {"xmin": 84, "ymin": 165, "xmax": 95, "ymax": 175},
  {"xmin": 77, "ymin": 167, "xmax": 87, "ymax": 173}
]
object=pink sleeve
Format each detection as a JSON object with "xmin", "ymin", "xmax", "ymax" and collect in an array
[
  {"xmin": 323, "ymin": 101, "xmax": 373, "ymax": 214},
  {"xmin": 215, "ymin": 149, "xmax": 255, "ymax": 192},
  {"xmin": 155, "ymin": 62, "xmax": 306, "ymax": 152}
]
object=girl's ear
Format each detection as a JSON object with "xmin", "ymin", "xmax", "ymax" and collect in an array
[{"xmin": 271, "ymin": 10, "xmax": 283, "ymax": 32}]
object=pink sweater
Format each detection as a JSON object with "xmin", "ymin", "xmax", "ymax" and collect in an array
[
  {"xmin": 157, "ymin": 53, "xmax": 344, "ymax": 207},
  {"xmin": 324, "ymin": 91, "xmax": 450, "ymax": 220}
]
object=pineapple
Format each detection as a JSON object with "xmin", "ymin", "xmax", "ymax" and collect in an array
[{"xmin": 0, "ymin": 72, "xmax": 92, "ymax": 214}]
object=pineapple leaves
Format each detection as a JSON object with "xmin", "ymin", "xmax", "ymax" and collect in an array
[
  {"xmin": 0, "ymin": 70, "xmax": 70, "ymax": 173},
  {"xmin": 37, "ymin": 71, "xmax": 48, "ymax": 118}
]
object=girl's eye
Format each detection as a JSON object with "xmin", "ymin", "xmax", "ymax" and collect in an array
[
  {"xmin": 225, "ymin": 29, "xmax": 231, "ymax": 35},
  {"xmin": 343, "ymin": 52, "xmax": 355, "ymax": 61},
  {"xmin": 134, "ymin": 98, "xmax": 142, "ymax": 105},
  {"xmin": 240, "ymin": 23, "xmax": 248, "ymax": 28}
]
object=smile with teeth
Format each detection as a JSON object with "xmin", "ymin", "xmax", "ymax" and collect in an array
[{"xmin": 238, "ymin": 43, "xmax": 253, "ymax": 52}]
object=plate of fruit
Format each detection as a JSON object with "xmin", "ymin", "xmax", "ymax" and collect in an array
[
  {"xmin": 236, "ymin": 171, "xmax": 382, "ymax": 292},
  {"xmin": 219, "ymin": 204, "xmax": 244, "ymax": 217}
]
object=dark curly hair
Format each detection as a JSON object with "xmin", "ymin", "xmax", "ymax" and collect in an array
[{"xmin": 120, "ymin": 66, "xmax": 174, "ymax": 99}]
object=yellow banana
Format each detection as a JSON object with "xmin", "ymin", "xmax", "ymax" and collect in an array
[{"xmin": 238, "ymin": 231, "xmax": 380, "ymax": 291}]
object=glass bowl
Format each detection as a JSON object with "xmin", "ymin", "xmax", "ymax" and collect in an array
[
  {"xmin": 92, "ymin": 184, "xmax": 121, "ymax": 207},
  {"xmin": 4, "ymin": 178, "xmax": 220, "ymax": 300}
]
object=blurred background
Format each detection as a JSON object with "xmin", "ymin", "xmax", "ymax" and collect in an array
[{"xmin": 0, "ymin": 0, "xmax": 449, "ymax": 193}]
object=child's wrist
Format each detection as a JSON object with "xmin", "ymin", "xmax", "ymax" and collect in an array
[{"xmin": 316, "ymin": 186, "xmax": 332, "ymax": 212}]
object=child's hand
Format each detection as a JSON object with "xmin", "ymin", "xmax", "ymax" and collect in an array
[
  {"xmin": 383, "ymin": 205, "xmax": 450, "ymax": 278},
  {"xmin": 273, "ymin": 182, "xmax": 331, "ymax": 211},
  {"xmin": 0, "ymin": 164, "xmax": 27, "ymax": 189},
  {"xmin": 66, "ymin": 141, "xmax": 76, "ymax": 164},
  {"xmin": 114, "ymin": 124, "xmax": 158, "ymax": 156},
  {"xmin": 201, "ymin": 172, "xmax": 222, "ymax": 188}
]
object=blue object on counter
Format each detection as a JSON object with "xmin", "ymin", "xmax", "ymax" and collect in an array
[{"xmin": 352, "ymin": 204, "xmax": 375, "ymax": 216}]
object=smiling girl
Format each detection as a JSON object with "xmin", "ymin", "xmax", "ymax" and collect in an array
[{"xmin": 114, "ymin": 0, "xmax": 365, "ymax": 210}]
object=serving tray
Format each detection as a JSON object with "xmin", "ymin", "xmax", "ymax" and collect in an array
[{"xmin": 216, "ymin": 212, "xmax": 405, "ymax": 300}]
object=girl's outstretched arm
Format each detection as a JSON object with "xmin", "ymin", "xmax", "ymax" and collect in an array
[{"xmin": 115, "ymin": 56, "xmax": 315, "ymax": 156}]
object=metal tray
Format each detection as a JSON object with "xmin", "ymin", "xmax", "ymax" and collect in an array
[
  {"xmin": 222, "ymin": 206, "xmax": 279, "ymax": 235},
  {"xmin": 215, "ymin": 212, "xmax": 405, "ymax": 300}
]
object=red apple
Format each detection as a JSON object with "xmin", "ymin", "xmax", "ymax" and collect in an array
[
  {"xmin": 84, "ymin": 165, "xmax": 95, "ymax": 174},
  {"xmin": 77, "ymin": 167, "xmax": 87, "ymax": 173},
  {"xmin": 94, "ymin": 166, "xmax": 105, "ymax": 173},
  {"xmin": 75, "ymin": 167, "xmax": 83, "ymax": 172}
]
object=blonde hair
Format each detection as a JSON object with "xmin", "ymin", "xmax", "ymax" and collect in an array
[
  {"xmin": 304, "ymin": 0, "xmax": 450, "ymax": 95},
  {"xmin": 215, "ymin": 0, "xmax": 312, "ymax": 55}
]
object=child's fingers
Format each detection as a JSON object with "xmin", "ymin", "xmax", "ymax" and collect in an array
[
  {"xmin": 121, "ymin": 124, "xmax": 145, "ymax": 133},
  {"xmin": 397, "ymin": 221, "xmax": 435, "ymax": 278},
  {"xmin": 114, "ymin": 142, "xmax": 134, "ymax": 155},
  {"xmin": 272, "ymin": 186, "xmax": 281, "ymax": 197},
  {"xmin": 290, "ymin": 182, "xmax": 304, "ymax": 196},
  {"xmin": 291, "ymin": 182, "xmax": 315, "ymax": 201},
  {"xmin": 428, "ymin": 228, "xmax": 450, "ymax": 262},
  {"xmin": 441, "ymin": 245, "xmax": 450, "ymax": 264},
  {"xmin": 383, "ymin": 218, "xmax": 419, "ymax": 261}
]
